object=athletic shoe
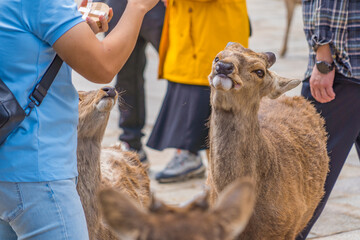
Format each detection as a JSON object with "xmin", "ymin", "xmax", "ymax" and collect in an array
[{"xmin": 155, "ymin": 150, "xmax": 205, "ymax": 183}]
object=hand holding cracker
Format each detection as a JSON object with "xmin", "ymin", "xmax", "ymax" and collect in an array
[{"xmin": 79, "ymin": 0, "xmax": 113, "ymax": 34}]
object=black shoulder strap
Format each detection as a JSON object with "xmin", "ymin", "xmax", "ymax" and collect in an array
[
  {"xmin": 25, "ymin": 54, "xmax": 63, "ymax": 116},
  {"xmin": 28, "ymin": 54, "xmax": 63, "ymax": 107}
]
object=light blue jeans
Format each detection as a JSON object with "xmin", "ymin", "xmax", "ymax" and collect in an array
[{"xmin": 0, "ymin": 178, "xmax": 89, "ymax": 240}]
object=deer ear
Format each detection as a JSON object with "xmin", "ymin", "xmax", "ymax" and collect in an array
[
  {"xmin": 268, "ymin": 71, "xmax": 301, "ymax": 99},
  {"xmin": 264, "ymin": 52, "xmax": 276, "ymax": 68},
  {"xmin": 211, "ymin": 178, "xmax": 256, "ymax": 239},
  {"xmin": 99, "ymin": 188, "xmax": 147, "ymax": 234}
]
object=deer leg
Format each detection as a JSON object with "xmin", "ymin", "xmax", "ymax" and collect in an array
[{"xmin": 280, "ymin": 1, "xmax": 296, "ymax": 57}]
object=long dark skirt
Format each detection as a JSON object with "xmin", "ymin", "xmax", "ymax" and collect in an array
[{"xmin": 147, "ymin": 81, "xmax": 211, "ymax": 153}]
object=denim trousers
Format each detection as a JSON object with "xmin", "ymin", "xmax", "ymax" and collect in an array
[
  {"xmin": 0, "ymin": 178, "xmax": 89, "ymax": 240},
  {"xmin": 296, "ymin": 75, "xmax": 360, "ymax": 239},
  {"xmin": 105, "ymin": 0, "xmax": 165, "ymax": 150}
]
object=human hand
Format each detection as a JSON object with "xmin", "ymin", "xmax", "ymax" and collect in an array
[
  {"xmin": 162, "ymin": 0, "xmax": 168, "ymax": 7},
  {"xmin": 309, "ymin": 65, "xmax": 336, "ymax": 103},
  {"xmin": 80, "ymin": 0, "xmax": 113, "ymax": 34},
  {"xmin": 127, "ymin": 0, "xmax": 160, "ymax": 13}
]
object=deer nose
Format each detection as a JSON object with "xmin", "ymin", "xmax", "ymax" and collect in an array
[
  {"xmin": 216, "ymin": 61, "xmax": 234, "ymax": 75},
  {"xmin": 102, "ymin": 87, "xmax": 116, "ymax": 98}
]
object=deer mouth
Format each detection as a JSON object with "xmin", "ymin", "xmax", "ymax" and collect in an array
[
  {"xmin": 211, "ymin": 74, "xmax": 241, "ymax": 91},
  {"xmin": 96, "ymin": 95, "xmax": 116, "ymax": 112}
]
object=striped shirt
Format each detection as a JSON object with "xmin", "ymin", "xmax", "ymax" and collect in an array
[{"xmin": 303, "ymin": 0, "xmax": 360, "ymax": 82}]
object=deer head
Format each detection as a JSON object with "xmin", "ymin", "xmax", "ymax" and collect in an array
[
  {"xmin": 208, "ymin": 43, "xmax": 300, "ymax": 111},
  {"xmin": 77, "ymin": 87, "xmax": 118, "ymax": 139},
  {"xmin": 99, "ymin": 178, "xmax": 256, "ymax": 240}
]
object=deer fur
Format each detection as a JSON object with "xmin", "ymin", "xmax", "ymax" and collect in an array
[
  {"xmin": 207, "ymin": 43, "xmax": 329, "ymax": 239},
  {"xmin": 280, "ymin": 0, "xmax": 301, "ymax": 57},
  {"xmin": 99, "ymin": 178, "xmax": 256, "ymax": 240},
  {"xmin": 101, "ymin": 144, "xmax": 151, "ymax": 208},
  {"xmin": 76, "ymin": 87, "xmax": 150, "ymax": 240}
]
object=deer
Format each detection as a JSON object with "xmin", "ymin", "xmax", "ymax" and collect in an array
[
  {"xmin": 207, "ymin": 42, "xmax": 329, "ymax": 239},
  {"xmin": 76, "ymin": 87, "xmax": 150, "ymax": 240}
]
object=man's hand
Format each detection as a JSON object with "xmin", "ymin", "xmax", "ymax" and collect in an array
[
  {"xmin": 310, "ymin": 44, "xmax": 336, "ymax": 103},
  {"xmin": 80, "ymin": 0, "xmax": 113, "ymax": 34},
  {"xmin": 310, "ymin": 66, "xmax": 335, "ymax": 103}
]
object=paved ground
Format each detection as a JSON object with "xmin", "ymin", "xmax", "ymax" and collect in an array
[{"xmin": 73, "ymin": 0, "xmax": 360, "ymax": 238}]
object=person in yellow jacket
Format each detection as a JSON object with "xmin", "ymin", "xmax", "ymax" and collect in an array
[{"xmin": 147, "ymin": 0, "xmax": 250, "ymax": 183}]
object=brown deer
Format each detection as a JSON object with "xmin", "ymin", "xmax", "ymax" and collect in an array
[
  {"xmin": 280, "ymin": 0, "xmax": 301, "ymax": 57},
  {"xmin": 99, "ymin": 178, "xmax": 256, "ymax": 240},
  {"xmin": 76, "ymin": 87, "xmax": 150, "ymax": 240},
  {"xmin": 207, "ymin": 42, "xmax": 329, "ymax": 239}
]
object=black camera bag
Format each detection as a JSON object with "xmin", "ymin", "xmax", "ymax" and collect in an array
[{"xmin": 0, "ymin": 55, "xmax": 63, "ymax": 145}]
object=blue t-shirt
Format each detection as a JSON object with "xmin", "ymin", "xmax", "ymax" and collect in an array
[{"xmin": 0, "ymin": 0, "xmax": 84, "ymax": 182}]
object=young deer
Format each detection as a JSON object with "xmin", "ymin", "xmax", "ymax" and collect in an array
[
  {"xmin": 207, "ymin": 42, "xmax": 329, "ymax": 239},
  {"xmin": 77, "ymin": 87, "xmax": 150, "ymax": 240},
  {"xmin": 99, "ymin": 178, "xmax": 256, "ymax": 240}
]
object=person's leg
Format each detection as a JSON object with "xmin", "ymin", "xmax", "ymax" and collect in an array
[
  {"xmin": 0, "ymin": 219, "xmax": 17, "ymax": 240},
  {"xmin": 116, "ymin": 2, "xmax": 165, "ymax": 151},
  {"xmin": 105, "ymin": 0, "xmax": 144, "ymax": 151},
  {"xmin": 105, "ymin": 1, "xmax": 164, "ymax": 153},
  {"xmin": 0, "ymin": 182, "xmax": 25, "ymax": 240},
  {"xmin": 5, "ymin": 179, "xmax": 89, "ymax": 240},
  {"xmin": 355, "ymin": 134, "xmax": 360, "ymax": 160},
  {"xmin": 114, "ymin": 37, "xmax": 147, "ymax": 151},
  {"xmin": 296, "ymin": 78, "xmax": 360, "ymax": 239}
]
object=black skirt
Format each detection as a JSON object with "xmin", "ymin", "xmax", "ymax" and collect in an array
[{"xmin": 147, "ymin": 81, "xmax": 211, "ymax": 153}]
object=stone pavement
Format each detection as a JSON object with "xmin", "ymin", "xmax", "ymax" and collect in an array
[{"xmin": 73, "ymin": 0, "xmax": 360, "ymax": 238}]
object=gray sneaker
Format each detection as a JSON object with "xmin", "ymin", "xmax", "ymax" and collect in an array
[{"xmin": 155, "ymin": 150, "xmax": 206, "ymax": 183}]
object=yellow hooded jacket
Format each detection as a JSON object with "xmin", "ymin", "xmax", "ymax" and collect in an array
[{"xmin": 158, "ymin": 0, "xmax": 249, "ymax": 86}]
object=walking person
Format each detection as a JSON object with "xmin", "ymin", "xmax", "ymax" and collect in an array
[
  {"xmin": 105, "ymin": 0, "xmax": 165, "ymax": 165},
  {"xmin": 147, "ymin": 0, "xmax": 250, "ymax": 183},
  {"xmin": 0, "ymin": 0, "xmax": 158, "ymax": 238},
  {"xmin": 297, "ymin": 1, "xmax": 360, "ymax": 239}
]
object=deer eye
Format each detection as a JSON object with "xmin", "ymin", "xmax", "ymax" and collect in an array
[
  {"xmin": 254, "ymin": 69, "xmax": 265, "ymax": 78},
  {"xmin": 214, "ymin": 57, "xmax": 220, "ymax": 63}
]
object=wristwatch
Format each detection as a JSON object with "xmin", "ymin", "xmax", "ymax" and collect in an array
[{"xmin": 316, "ymin": 60, "xmax": 335, "ymax": 74}]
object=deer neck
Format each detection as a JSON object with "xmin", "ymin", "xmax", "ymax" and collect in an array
[
  {"xmin": 76, "ymin": 137, "xmax": 102, "ymax": 235},
  {"xmin": 209, "ymin": 92, "xmax": 266, "ymax": 192}
]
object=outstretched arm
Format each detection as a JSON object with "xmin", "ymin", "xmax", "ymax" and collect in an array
[{"xmin": 53, "ymin": 0, "xmax": 159, "ymax": 84}]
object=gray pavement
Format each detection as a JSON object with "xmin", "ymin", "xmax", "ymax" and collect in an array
[{"xmin": 73, "ymin": 0, "xmax": 360, "ymax": 238}]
